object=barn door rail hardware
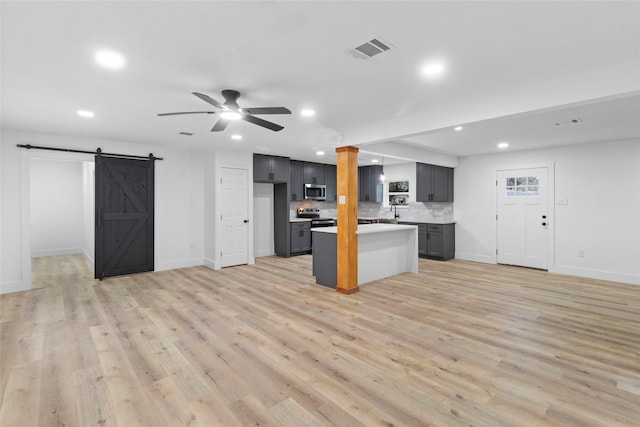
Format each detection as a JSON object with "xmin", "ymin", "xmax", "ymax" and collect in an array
[{"xmin": 16, "ymin": 144, "xmax": 163, "ymax": 161}]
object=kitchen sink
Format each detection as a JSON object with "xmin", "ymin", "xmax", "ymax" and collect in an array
[{"xmin": 358, "ymin": 218, "xmax": 398, "ymax": 224}]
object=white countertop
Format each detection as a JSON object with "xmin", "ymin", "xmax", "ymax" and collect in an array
[
  {"xmin": 399, "ymin": 220, "xmax": 456, "ymax": 225},
  {"xmin": 312, "ymin": 223, "xmax": 418, "ymax": 234},
  {"xmin": 358, "ymin": 217, "xmax": 455, "ymax": 224}
]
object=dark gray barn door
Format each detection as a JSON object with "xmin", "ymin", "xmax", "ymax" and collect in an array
[{"xmin": 95, "ymin": 155, "xmax": 155, "ymax": 280}]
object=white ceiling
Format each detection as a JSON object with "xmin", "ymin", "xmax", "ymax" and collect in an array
[{"xmin": 2, "ymin": 1, "xmax": 639, "ymax": 165}]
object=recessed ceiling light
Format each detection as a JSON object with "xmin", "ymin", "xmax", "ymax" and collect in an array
[
  {"xmin": 316, "ymin": 151, "xmax": 325, "ymax": 156},
  {"xmin": 220, "ymin": 111, "xmax": 241, "ymax": 120},
  {"xmin": 371, "ymin": 159, "xmax": 379, "ymax": 163},
  {"xmin": 454, "ymin": 126, "xmax": 463, "ymax": 131},
  {"xmin": 422, "ymin": 63, "xmax": 444, "ymax": 76},
  {"xmin": 498, "ymin": 142, "xmax": 509, "ymax": 149},
  {"xmin": 231, "ymin": 134, "xmax": 242, "ymax": 140},
  {"xmin": 77, "ymin": 110, "xmax": 94, "ymax": 118},
  {"xmin": 301, "ymin": 109, "xmax": 315, "ymax": 117},
  {"xmin": 95, "ymin": 49, "xmax": 126, "ymax": 70}
]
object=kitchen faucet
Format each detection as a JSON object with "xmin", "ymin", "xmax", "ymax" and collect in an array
[{"xmin": 390, "ymin": 203, "xmax": 400, "ymax": 219}]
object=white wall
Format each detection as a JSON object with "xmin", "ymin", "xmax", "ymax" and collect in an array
[
  {"xmin": 381, "ymin": 162, "xmax": 416, "ymax": 207},
  {"xmin": 455, "ymin": 138, "xmax": 640, "ymax": 285},
  {"xmin": 0, "ymin": 129, "xmax": 206, "ymax": 294},
  {"xmin": 253, "ymin": 183, "xmax": 275, "ymax": 257},
  {"xmin": 29, "ymin": 158, "xmax": 83, "ymax": 257}
]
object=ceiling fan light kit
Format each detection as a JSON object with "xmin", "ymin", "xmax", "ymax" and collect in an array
[{"xmin": 158, "ymin": 89, "xmax": 291, "ymax": 132}]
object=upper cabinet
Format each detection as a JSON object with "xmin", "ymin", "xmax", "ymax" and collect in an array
[
  {"xmin": 416, "ymin": 162, "xmax": 454, "ymax": 202},
  {"xmin": 290, "ymin": 161, "xmax": 336, "ymax": 201},
  {"xmin": 254, "ymin": 154, "xmax": 290, "ymax": 183},
  {"xmin": 359, "ymin": 165, "xmax": 383, "ymax": 202},
  {"xmin": 324, "ymin": 164, "xmax": 337, "ymax": 202},
  {"xmin": 303, "ymin": 162, "xmax": 325, "ymax": 185},
  {"xmin": 290, "ymin": 160, "xmax": 305, "ymax": 201}
]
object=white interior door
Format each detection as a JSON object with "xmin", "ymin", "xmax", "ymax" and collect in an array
[
  {"xmin": 220, "ymin": 167, "xmax": 249, "ymax": 267},
  {"xmin": 497, "ymin": 167, "xmax": 548, "ymax": 269}
]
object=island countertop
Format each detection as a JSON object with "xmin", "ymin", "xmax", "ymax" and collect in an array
[
  {"xmin": 312, "ymin": 223, "xmax": 418, "ymax": 288},
  {"xmin": 311, "ymin": 223, "xmax": 418, "ymax": 234}
]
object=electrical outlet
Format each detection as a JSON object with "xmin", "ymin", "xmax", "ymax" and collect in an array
[{"xmin": 578, "ymin": 249, "xmax": 584, "ymax": 257}]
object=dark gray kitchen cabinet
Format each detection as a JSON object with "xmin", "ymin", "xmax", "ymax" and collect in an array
[
  {"xmin": 358, "ymin": 165, "xmax": 383, "ymax": 202},
  {"xmin": 290, "ymin": 160, "xmax": 305, "ymax": 201},
  {"xmin": 304, "ymin": 162, "xmax": 325, "ymax": 185},
  {"xmin": 399, "ymin": 222, "xmax": 454, "ymax": 260},
  {"xmin": 416, "ymin": 162, "xmax": 454, "ymax": 202},
  {"xmin": 399, "ymin": 222, "xmax": 427, "ymax": 256},
  {"xmin": 426, "ymin": 223, "xmax": 455, "ymax": 260},
  {"xmin": 253, "ymin": 154, "xmax": 290, "ymax": 183},
  {"xmin": 324, "ymin": 164, "xmax": 337, "ymax": 202},
  {"xmin": 290, "ymin": 221, "xmax": 311, "ymax": 254}
]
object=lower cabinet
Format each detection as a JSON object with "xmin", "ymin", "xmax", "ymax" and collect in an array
[
  {"xmin": 426, "ymin": 224, "xmax": 455, "ymax": 260},
  {"xmin": 290, "ymin": 222, "xmax": 311, "ymax": 254},
  {"xmin": 418, "ymin": 224, "xmax": 428, "ymax": 257},
  {"xmin": 399, "ymin": 222, "xmax": 454, "ymax": 260}
]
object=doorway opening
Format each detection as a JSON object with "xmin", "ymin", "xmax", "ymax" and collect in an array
[{"xmin": 29, "ymin": 157, "xmax": 95, "ymax": 289}]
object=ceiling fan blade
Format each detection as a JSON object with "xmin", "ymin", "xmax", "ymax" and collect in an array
[
  {"xmin": 211, "ymin": 118, "xmax": 229, "ymax": 132},
  {"xmin": 157, "ymin": 111, "xmax": 216, "ymax": 116},
  {"xmin": 192, "ymin": 92, "xmax": 224, "ymax": 109},
  {"xmin": 242, "ymin": 114, "xmax": 284, "ymax": 132},
  {"xmin": 241, "ymin": 107, "xmax": 292, "ymax": 115}
]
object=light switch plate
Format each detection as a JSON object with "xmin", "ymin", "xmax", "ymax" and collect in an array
[{"xmin": 339, "ymin": 195, "xmax": 346, "ymax": 204}]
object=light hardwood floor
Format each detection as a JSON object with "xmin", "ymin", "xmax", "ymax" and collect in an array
[{"xmin": 1, "ymin": 254, "xmax": 639, "ymax": 426}]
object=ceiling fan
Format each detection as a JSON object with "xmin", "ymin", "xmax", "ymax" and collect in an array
[{"xmin": 158, "ymin": 89, "xmax": 291, "ymax": 132}]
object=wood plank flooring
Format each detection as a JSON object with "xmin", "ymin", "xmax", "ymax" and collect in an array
[{"xmin": 1, "ymin": 254, "xmax": 639, "ymax": 426}]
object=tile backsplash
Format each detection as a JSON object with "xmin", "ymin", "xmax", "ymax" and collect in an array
[{"xmin": 290, "ymin": 201, "xmax": 454, "ymax": 223}]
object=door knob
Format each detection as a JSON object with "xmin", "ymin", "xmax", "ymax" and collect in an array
[
  {"xmin": 243, "ymin": 219, "xmax": 249, "ymax": 223},
  {"xmin": 542, "ymin": 222, "xmax": 547, "ymax": 226},
  {"xmin": 542, "ymin": 215, "xmax": 547, "ymax": 219}
]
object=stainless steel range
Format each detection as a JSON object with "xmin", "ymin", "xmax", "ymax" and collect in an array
[{"xmin": 297, "ymin": 208, "xmax": 337, "ymax": 228}]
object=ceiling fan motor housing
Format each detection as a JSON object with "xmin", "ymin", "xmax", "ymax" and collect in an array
[{"xmin": 221, "ymin": 89, "xmax": 241, "ymax": 110}]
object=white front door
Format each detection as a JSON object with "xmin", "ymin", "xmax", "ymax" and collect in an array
[
  {"xmin": 220, "ymin": 167, "xmax": 249, "ymax": 267},
  {"xmin": 497, "ymin": 167, "xmax": 549, "ymax": 269}
]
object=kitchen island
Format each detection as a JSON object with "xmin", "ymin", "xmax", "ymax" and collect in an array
[{"xmin": 312, "ymin": 223, "xmax": 418, "ymax": 288}]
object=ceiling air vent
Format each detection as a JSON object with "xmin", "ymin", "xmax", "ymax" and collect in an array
[
  {"xmin": 351, "ymin": 38, "xmax": 393, "ymax": 59},
  {"xmin": 554, "ymin": 118, "xmax": 583, "ymax": 127}
]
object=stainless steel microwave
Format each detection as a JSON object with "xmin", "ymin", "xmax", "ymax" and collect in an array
[{"xmin": 304, "ymin": 184, "xmax": 326, "ymax": 201}]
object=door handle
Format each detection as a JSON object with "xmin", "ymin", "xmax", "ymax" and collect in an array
[
  {"xmin": 542, "ymin": 222, "xmax": 547, "ymax": 226},
  {"xmin": 243, "ymin": 219, "xmax": 249, "ymax": 223}
]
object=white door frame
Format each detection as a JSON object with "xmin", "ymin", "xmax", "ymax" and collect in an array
[
  {"xmin": 20, "ymin": 149, "xmax": 94, "ymax": 290},
  {"xmin": 495, "ymin": 162, "xmax": 555, "ymax": 270},
  {"xmin": 213, "ymin": 165, "xmax": 254, "ymax": 269}
]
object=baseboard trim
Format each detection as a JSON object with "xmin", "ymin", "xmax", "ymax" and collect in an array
[
  {"xmin": 254, "ymin": 249, "xmax": 275, "ymax": 257},
  {"xmin": 155, "ymin": 258, "xmax": 204, "ymax": 272},
  {"xmin": 551, "ymin": 265, "xmax": 639, "ymax": 286},
  {"xmin": 82, "ymin": 248, "xmax": 94, "ymax": 266},
  {"xmin": 203, "ymin": 257, "xmax": 219, "ymax": 270},
  {"xmin": 0, "ymin": 280, "xmax": 29, "ymax": 295},
  {"xmin": 454, "ymin": 252, "xmax": 496, "ymax": 264},
  {"xmin": 31, "ymin": 247, "xmax": 82, "ymax": 258}
]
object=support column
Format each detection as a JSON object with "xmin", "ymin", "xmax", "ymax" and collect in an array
[{"xmin": 335, "ymin": 146, "xmax": 359, "ymax": 294}]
